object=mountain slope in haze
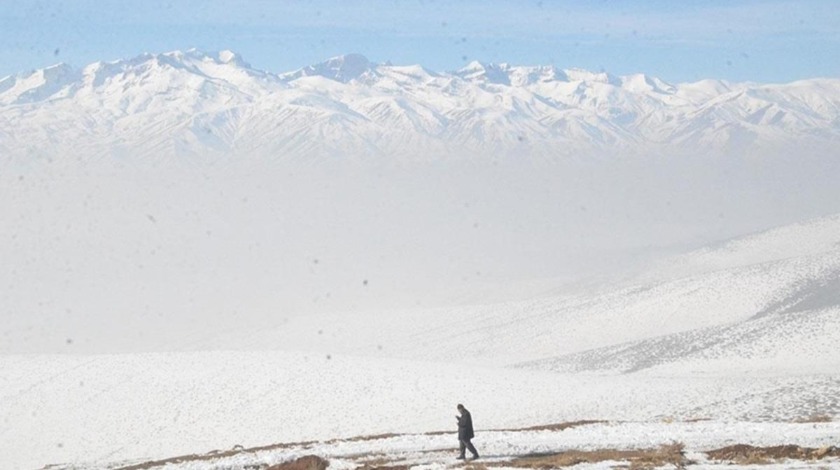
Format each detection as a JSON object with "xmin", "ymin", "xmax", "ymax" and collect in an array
[
  {"xmin": 2, "ymin": 49, "xmax": 839, "ymax": 159},
  {"xmin": 226, "ymin": 214, "xmax": 840, "ymax": 373},
  {"xmin": 7, "ymin": 212, "xmax": 840, "ymax": 467},
  {"xmin": 516, "ymin": 214, "xmax": 840, "ymax": 374}
]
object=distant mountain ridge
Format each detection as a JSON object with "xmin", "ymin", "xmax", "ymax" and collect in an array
[{"xmin": 1, "ymin": 49, "xmax": 839, "ymax": 159}]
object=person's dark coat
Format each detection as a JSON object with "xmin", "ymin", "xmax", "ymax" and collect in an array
[{"xmin": 457, "ymin": 409, "xmax": 474, "ymax": 441}]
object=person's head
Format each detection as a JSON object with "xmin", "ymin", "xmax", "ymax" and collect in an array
[{"xmin": 457, "ymin": 404, "xmax": 466, "ymax": 414}]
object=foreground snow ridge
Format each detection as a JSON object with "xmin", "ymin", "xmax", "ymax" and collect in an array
[
  {"xmin": 5, "ymin": 351, "xmax": 839, "ymax": 470},
  {"xmin": 62, "ymin": 420, "xmax": 840, "ymax": 470},
  {"xmin": 2, "ymin": 49, "xmax": 840, "ymax": 158}
]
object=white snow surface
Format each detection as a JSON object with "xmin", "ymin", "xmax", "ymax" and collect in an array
[
  {"xmin": 3, "ymin": 214, "xmax": 840, "ymax": 469},
  {"xmin": 2, "ymin": 352, "xmax": 839, "ymax": 469},
  {"xmin": 2, "ymin": 49, "xmax": 840, "ymax": 159}
]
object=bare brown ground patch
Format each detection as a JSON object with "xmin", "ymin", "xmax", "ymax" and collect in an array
[
  {"xmin": 111, "ymin": 440, "xmax": 318, "ymax": 470},
  {"xmin": 110, "ymin": 432, "xmax": 402, "ymax": 470},
  {"xmin": 267, "ymin": 455, "xmax": 329, "ymax": 470},
  {"xmin": 513, "ymin": 420, "xmax": 607, "ymax": 432},
  {"xmin": 500, "ymin": 442, "xmax": 688, "ymax": 469},
  {"xmin": 349, "ymin": 453, "xmax": 413, "ymax": 470},
  {"xmin": 794, "ymin": 414, "xmax": 834, "ymax": 423},
  {"xmin": 349, "ymin": 447, "xmax": 461, "ymax": 467},
  {"xmin": 329, "ymin": 433, "xmax": 402, "ymax": 444},
  {"xmin": 462, "ymin": 463, "xmax": 489, "ymax": 470},
  {"xmin": 358, "ymin": 465, "xmax": 411, "ymax": 470},
  {"xmin": 111, "ymin": 434, "xmax": 411, "ymax": 470},
  {"xmin": 408, "ymin": 447, "xmax": 459, "ymax": 455},
  {"xmin": 706, "ymin": 444, "xmax": 840, "ymax": 464}
]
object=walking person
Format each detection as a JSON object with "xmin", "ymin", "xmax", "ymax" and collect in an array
[{"xmin": 456, "ymin": 403, "xmax": 479, "ymax": 460}]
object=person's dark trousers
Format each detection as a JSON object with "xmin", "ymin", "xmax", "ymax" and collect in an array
[{"xmin": 459, "ymin": 438, "xmax": 479, "ymax": 458}]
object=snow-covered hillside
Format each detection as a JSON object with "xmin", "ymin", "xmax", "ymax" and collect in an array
[
  {"xmin": 3, "ymin": 215, "xmax": 839, "ymax": 469},
  {"xmin": 2, "ymin": 49, "xmax": 839, "ymax": 159},
  {"xmin": 3, "ymin": 351, "xmax": 839, "ymax": 469},
  {"xmin": 207, "ymin": 214, "xmax": 840, "ymax": 374}
]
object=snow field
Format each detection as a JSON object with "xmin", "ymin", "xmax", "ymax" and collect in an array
[
  {"xmin": 2, "ymin": 167, "xmax": 840, "ymax": 470},
  {"xmin": 2, "ymin": 351, "xmax": 839, "ymax": 469}
]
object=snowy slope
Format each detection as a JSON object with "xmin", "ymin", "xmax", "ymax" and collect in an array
[
  {"xmin": 212, "ymin": 214, "xmax": 840, "ymax": 373},
  {"xmin": 2, "ymin": 352, "xmax": 838, "ymax": 469},
  {"xmin": 3, "ymin": 216, "xmax": 840, "ymax": 469},
  {"xmin": 517, "ymin": 215, "xmax": 840, "ymax": 374},
  {"xmin": 2, "ymin": 49, "xmax": 840, "ymax": 159}
]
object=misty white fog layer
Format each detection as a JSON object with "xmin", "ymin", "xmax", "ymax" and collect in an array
[{"xmin": 2, "ymin": 152, "xmax": 839, "ymax": 354}]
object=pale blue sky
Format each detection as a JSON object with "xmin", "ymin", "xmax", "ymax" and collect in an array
[{"xmin": 1, "ymin": 0, "xmax": 838, "ymax": 83}]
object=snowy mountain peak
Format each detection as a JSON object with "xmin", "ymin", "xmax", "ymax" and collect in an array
[
  {"xmin": 456, "ymin": 60, "xmax": 513, "ymax": 85},
  {"xmin": 504, "ymin": 65, "xmax": 570, "ymax": 86},
  {"xmin": 168, "ymin": 48, "xmax": 252, "ymax": 68},
  {"xmin": 81, "ymin": 49, "xmax": 257, "ymax": 79},
  {"xmin": 455, "ymin": 62, "xmax": 635, "ymax": 88},
  {"xmin": 155, "ymin": 49, "xmax": 237, "ymax": 73},
  {"xmin": 563, "ymin": 68, "xmax": 621, "ymax": 86},
  {"xmin": 217, "ymin": 49, "xmax": 245, "ymax": 65},
  {"xmin": 0, "ymin": 62, "xmax": 79, "ymax": 105},
  {"xmin": 42, "ymin": 62, "xmax": 75, "ymax": 78},
  {"xmin": 621, "ymin": 73, "xmax": 676, "ymax": 94},
  {"xmin": 282, "ymin": 53, "xmax": 375, "ymax": 83}
]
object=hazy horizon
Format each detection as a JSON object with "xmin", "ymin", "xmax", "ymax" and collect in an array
[{"xmin": 3, "ymin": 150, "xmax": 840, "ymax": 354}]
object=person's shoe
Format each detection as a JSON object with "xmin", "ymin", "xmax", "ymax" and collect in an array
[
  {"xmin": 456, "ymin": 455, "xmax": 466, "ymax": 460},
  {"xmin": 471, "ymin": 454, "xmax": 480, "ymax": 460}
]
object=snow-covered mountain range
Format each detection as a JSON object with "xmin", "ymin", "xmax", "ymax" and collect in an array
[{"xmin": 2, "ymin": 49, "xmax": 839, "ymax": 159}]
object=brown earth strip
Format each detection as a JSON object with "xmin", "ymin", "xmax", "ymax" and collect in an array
[
  {"xmin": 267, "ymin": 455, "xmax": 329, "ymax": 470},
  {"xmin": 706, "ymin": 444, "xmax": 840, "ymax": 465},
  {"xmin": 336, "ymin": 433, "xmax": 402, "ymax": 443},
  {"xmin": 111, "ymin": 440, "xmax": 318, "ymax": 470},
  {"xmin": 499, "ymin": 443, "xmax": 689, "ymax": 470},
  {"xmin": 507, "ymin": 420, "xmax": 607, "ymax": 432},
  {"xmin": 794, "ymin": 414, "xmax": 834, "ymax": 423},
  {"xmin": 358, "ymin": 466, "xmax": 411, "ymax": 470}
]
